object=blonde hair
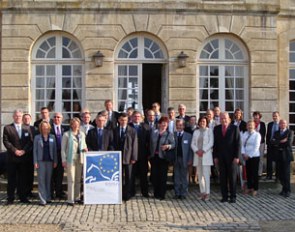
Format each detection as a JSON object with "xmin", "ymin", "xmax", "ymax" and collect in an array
[
  {"xmin": 39, "ymin": 120, "xmax": 51, "ymax": 134},
  {"xmin": 70, "ymin": 117, "xmax": 81, "ymax": 128}
]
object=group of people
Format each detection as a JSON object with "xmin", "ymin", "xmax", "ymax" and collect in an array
[{"xmin": 2, "ymin": 100, "xmax": 294, "ymax": 206}]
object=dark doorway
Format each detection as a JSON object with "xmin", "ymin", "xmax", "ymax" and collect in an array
[{"xmin": 142, "ymin": 64, "xmax": 162, "ymax": 111}]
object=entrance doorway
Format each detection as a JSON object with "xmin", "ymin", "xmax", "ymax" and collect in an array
[{"xmin": 142, "ymin": 64, "xmax": 162, "ymax": 111}]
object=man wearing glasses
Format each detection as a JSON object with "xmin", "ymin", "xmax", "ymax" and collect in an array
[{"xmin": 51, "ymin": 112, "xmax": 68, "ymax": 199}]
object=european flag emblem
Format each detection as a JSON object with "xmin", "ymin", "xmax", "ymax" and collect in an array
[{"xmin": 85, "ymin": 152, "xmax": 120, "ymax": 183}]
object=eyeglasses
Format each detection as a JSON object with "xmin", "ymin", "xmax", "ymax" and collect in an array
[{"xmin": 54, "ymin": 116, "xmax": 61, "ymax": 118}]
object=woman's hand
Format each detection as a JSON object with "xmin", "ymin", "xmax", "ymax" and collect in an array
[
  {"xmin": 196, "ymin": 150, "xmax": 204, "ymax": 157},
  {"xmin": 34, "ymin": 163, "xmax": 39, "ymax": 169},
  {"xmin": 161, "ymin": 144, "xmax": 169, "ymax": 151},
  {"xmin": 62, "ymin": 162, "xmax": 67, "ymax": 168}
]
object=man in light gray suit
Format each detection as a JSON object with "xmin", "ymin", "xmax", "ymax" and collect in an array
[{"xmin": 173, "ymin": 119, "xmax": 193, "ymax": 199}]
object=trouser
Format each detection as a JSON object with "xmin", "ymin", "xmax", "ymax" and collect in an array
[
  {"xmin": 37, "ymin": 161, "xmax": 53, "ymax": 204},
  {"xmin": 130, "ymin": 158, "xmax": 149, "ymax": 196},
  {"xmin": 258, "ymin": 143, "xmax": 265, "ymax": 176},
  {"xmin": 7, "ymin": 161, "xmax": 28, "ymax": 201},
  {"xmin": 174, "ymin": 158, "xmax": 189, "ymax": 196},
  {"xmin": 66, "ymin": 160, "xmax": 82, "ymax": 203},
  {"xmin": 266, "ymin": 147, "xmax": 279, "ymax": 179},
  {"xmin": 122, "ymin": 164, "xmax": 133, "ymax": 200},
  {"xmin": 246, "ymin": 157, "xmax": 260, "ymax": 191},
  {"xmin": 51, "ymin": 152, "xmax": 64, "ymax": 197},
  {"xmin": 150, "ymin": 156, "xmax": 168, "ymax": 199},
  {"xmin": 197, "ymin": 161, "xmax": 211, "ymax": 194},
  {"xmin": 219, "ymin": 158, "xmax": 238, "ymax": 200},
  {"xmin": 25, "ymin": 156, "xmax": 34, "ymax": 196},
  {"xmin": 278, "ymin": 153, "xmax": 291, "ymax": 193}
]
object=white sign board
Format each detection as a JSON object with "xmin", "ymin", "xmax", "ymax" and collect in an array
[{"xmin": 84, "ymin": 151, "xmax": 122, "ymax": 204}]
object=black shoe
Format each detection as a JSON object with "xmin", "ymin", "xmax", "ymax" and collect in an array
[
  {"xmin": 229, "ymin": 198, "xmax": 236, "ymax": 203},
  {"xmin": 142, "ymin": 193, "xmax": 150, "ymax": 198},
  {"xmin": 39, "ymin": 203, "xmax": 46, "ymax": 206},
  {"xmin": 159, "ymin": 197, "xmax": 165, "ymax": 201},
  {"xmin": 67, "ymin": 202, "xmax": 74, "ymax": 206},
  {"xmin": 173, "ymin": 195, "xmax": 180, "ymax": 200},
  {"xmin": 75, "ymin": 199, "xmax": 83, "ymax": 204},
  {"xmin": 279, "ymin": 191, "xmax": 285, "ymax": 196},
  {"xmin": 47, "ymin": 200, "xmax": 52, "ymax": 204},
  {"xmin": 179, "ymin": 196, "xmax": 186, "ymax": 200},
  {"xmin": 20, "ymin": 199, "xmax": 31, "ymax": 204},
  {"xmin": 220, "ymin": 198, "xmax": 228, "ymax": 203},
  {"xmin": 284, "ymin": 192, "xmax": 290, "ymax": 198},
  {"xmin": 6, "ymin": 200, "xmax": 14, "ymax": 205}
]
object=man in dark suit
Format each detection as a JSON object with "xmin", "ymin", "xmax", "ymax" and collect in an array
[
  {"xmin": 104, "ymin": 99, "xmax": 119, "ymax": 129},
  {"xmin": 173, "ymin": 119, "xmax": 193, "ymax": 199},
  {"xmin": 50, "ymin": 112, "xmax": 68, "ymax": 199},
  {"xmin": 33, "ymin": 107, "xmax": 53, "ymax": 131},
  {"xmin": 130, "ymin": 111, "xmax": 150, "ymax": 197},
  {"xmin": 3, "ymin": 109, "xmax": 33, "ymax": 204},
  {"xmin": 273, "ymin": 119, "xmax": 294, "ymax": 197},
  {"xmin": 113, "ymin": 113, "xmax": 138, "ymax": 201},
  {"xmin": 265, "ymin": 111, "xmax": 280, "ymax": 180},
  {"xmin": 86, "ymin": 114, "xmax": 114, "ymax": 151},
  {"xmin": 176, "ymin": 104, "xmax": 190, "ymax": 128},
  {"xmin": 144, "ymin": 109, "xmax": 158, "ymax": 131},
  {"xmin": 213, "ymin": 112, "xmax": 241, "ymax": 203}
]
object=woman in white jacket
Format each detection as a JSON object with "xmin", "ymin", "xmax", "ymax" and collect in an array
[
  {"xmin": 191, "ymin": 116, "xmax": 214, "ymax": 201},
  {"xmin": 241, "ymin": 120, "xmax": 261, "ymax": 196}
]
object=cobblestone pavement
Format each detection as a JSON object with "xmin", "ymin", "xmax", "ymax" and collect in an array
[{"xmin": 0, "ymin": 180, "xmax": 295, "ymax": 232}]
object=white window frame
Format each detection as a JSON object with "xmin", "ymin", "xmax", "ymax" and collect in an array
[
  {"xmin": 31, "ymin": 33, "xmax": 84, "ymax": 122},
  {"xmin": 197, "ymin": 35, "xmax": 249, "ymax": 118}
]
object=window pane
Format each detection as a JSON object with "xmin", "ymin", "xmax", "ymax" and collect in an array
[
  {"xmin": 236, "ymin": 101, "xmax": 244, "ymax": 110},
  {"xmin": 36, "ymin": 66, "xmax": 44, "ymax": 76},
  {"xmin": 36, "ymin": 50, "xmax": 45, "ymax": 58},
  {"xmin": 210, "ymin": 78, "xmax": 219, "ymax": 88},
  {"xmin": 46, "ymin": 77, "xmax": 55, "ymax": 88},
  {"xmin": 210, "ymin": 90, "xmax": 219, "ymax": 99},
  {"xmin": 200, "ymin": 77, "xmax": 208, "ymax": 88},
  {"xmin": 46, "ymin": 66, "xmax": 55, "ymax": 76},
  {"xmin": 46, "ymin": 89, "xmax": 55, "ymax": 99},
  {"xmin": 36, "ymin": 89, "xmax": 44, "ymax": 99},
  {"xmin": 118, "ymin": 90, "xmax": 127, "ymax": 99},
  {"xmin": 289, "ymin": 114, "xmax": 295, "ymax": 122},
  {"xmin": 290, "ymin": 41, "xmax": 295, "ymax": 51},
  {"xmin": 211, "ymin": 51, "xmax": 219, "ymax": 59},
  {"xmin": 63, "ymin": 48, "xmax": 71, "ymax": 58},
  {"xmin": 63, "ymin": 37, "xmax": 70, "ymax": 46},
  {"xmin": 122, "ymin": 42, "xmax": 132, "ymax": 52},
  {"xmin": 236, "ymin": 78, "xmax": 244, "ymax": 88},
  {"xmin": 225, "ymin": 51, "xmax": 233, "ymax": 59},
  {"xmin": 145, "ymin": 49, "xmax": 153, "ymax": 58},
  {"xmin": 210, "ymin": 66, "xmax": 218, "ymax": 76},
  {"xmin": 47, "ymin": 48, "xmax": 56, "ymax": 58},
  {"xmin": 118, "ymin": 101, "xmax": 126, "ymax": 112},
  {"xmin": 290, "ymin": 69, "xmax": 295, "ymax": 79},
  {"xmin": 130, "ymin": 50, "xmax": 138, "ymax": 58},
  {"xmin": 73, "ymin": 78, "xmax": 82, "ymax": 88},
  {"xmin": 129, "ymin": 66, "xmax": 138, "ymax": 76},
  {"xmin": 210, "ymin": 102, "xmax": 219, "ymax": 108},
  {"xmin": 73, "ymin": 66, "xmax": 82, "ymax": 76},
  {"xmin": 290, "ymin": 103, "xmax": 295, "ymax": 112},
  {"xmin": 118, "ymin": 78, "xmax": 127, "ymax": 88},
  {"xmin": 236, "ymin": 90, "xmax": 244, "ymax": 100},
  {"xmin": 73, "ymin": 50, "xmax": 82, "ymax": 58},
  {"xmin": 225, "ymin": 78, "xmax": 234, "ymax": 88},
  {"xmin": 200, "ymin": 90, "xmax": 208, "ymax": 99},
  {"xmin": 226, "ymin": 90, "xmax": 234, "ymax": 99},
  {"xmin": 129, "ymin": 78, "xmax": 138, "ymax": 88},
  {"xmin": 63, "ymin": 66, "xmax": 71, "ymax": 76},
  {"xmin": 47, "ymin": 37, "xmax": 56, "ymax": 46},
  {"xmin": 40, "ymin": 41, "xmax": 49, "ymax": 51},
  {"xmin": 118, "ymin": 66, "xmax": 127, "ymax": 76},
  {"xmin": 36, "ymin": 78, "xmax": 44, "ymax": 88},
  {"xmin": 200, "ymin": 66, "xmax": 208, "ymax": 76},
  {"xmin": 63, "ymin": 78, "xmax": 71, "ymax": 88},
  {"xmin": 225, "ymin": 66, "xmax": 234, "ymax": 77},
  {"xmin": 200, "ymin": 102, "xmax": 208, "ymax": 111},
  {"xmin": 289, "ymin": 92, "xmax": 295, "ymax": 101},
  {"xmin": 130, "ymin": 38, "xmax": 138, "ymax": 47},
  {"xmin": 290, "ymin": 81, "xmax": 295, "ymax": 90},
  {"xmin": 225, "ymin": 101, "xmax": 234, "ymax": 111}
]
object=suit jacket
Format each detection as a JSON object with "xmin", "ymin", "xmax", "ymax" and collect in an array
[
  {"xmin": 266, "ymin": 121, "xmax": 279, "ymax": 146},
  {"xmin": 150, "ymin": 130, "xmax": 175, "ymax": 160},
  {"xmin": 80, "ymin": 123, "xmax": 94, "ymax": 135},
  {"xmin": 33, "ymin": 134, "xmax": 58, "ymax": 164},
  {"xmin": 50, "ymin": 124, "xmax": 69, "ymax": 152},
  {"xmin": 273, "ymin": 129, "xmax": 294, "ymax": 162},
  {"xmin": 3, "ymin": 123, "xmax": 33, "ymax": 163},
  {"xmin": 256, "ymin": 121, "xmax": 266, "ymax": 144},
  {"xmin": 191, "ymin": 128, "xmax": 214, "ymax": 166},
  {"xmin": 86, "ymin": 127, "xmax": 114, "ymax": 151},
  {"xmin": 174, "ymin": 131, "xmax": 193, "ymax": 168},
  {"xmin": 231, "ymin": 120, "xmax": 247, "ymax": 133},
  {"xmin": 129, "ymin": 123, "xmax": 150, "ymax": 161},
  {"xmin": 107, "ymin": 111, "xmax": 119, "ymax": 129},
  {"xmin": 113, "ymin": 125, "xmax": 138, "ymax": 164},
  {"xmin": 213, "ymin": 124, "xmax": 241, "ymax": 161}
]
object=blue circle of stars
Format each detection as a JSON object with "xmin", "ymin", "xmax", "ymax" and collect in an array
[{"xmin": 98, "ymin": 154, "xmax": 118, "ymax": 175}]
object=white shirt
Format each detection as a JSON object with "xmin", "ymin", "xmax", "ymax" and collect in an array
[{"xmin": 241, "ymin": 131, "xmax": 261, "ymax": 158}]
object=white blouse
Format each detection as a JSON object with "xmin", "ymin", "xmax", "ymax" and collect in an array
[{"xmin": 241, "ymin": 131, "xmax": 261, "ymax": 158}]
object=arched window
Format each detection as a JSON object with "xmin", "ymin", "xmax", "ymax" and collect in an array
[
  {"xmin": 31, "ymin": 33, "xmax": 84, "ymax": 123},
  {"xmin": 198, "ymin": 36, "xmax": 249, "ymax": 116},
  {"xmin": 116, "ymin": 35, "xmax": 166, "ymax": 111}
]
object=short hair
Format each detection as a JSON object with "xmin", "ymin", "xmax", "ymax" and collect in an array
[
  {"xmin": 167, "ymin": 107, "xmax": 175, "ymax": 112},
  {"xmin": 158, "ymin": 116, "xmax": 169, "ymax": 124},
  {"xmin": 13, "ymin": 109, "xmax": 23, "ymax": 115},
  {"xmin": 152, "ymin": 102, "xmax": 160, "ymax": 108},
  {"xmin": 98, "ymin": 110, "xmax": 108, "ymax": 116},
  {"xmin": 198, "ymin": 116, "xmax": 209, "ymax": 127},
  {"xmin": 96, "ymin": 114, "xmax": 106, "ymax": 120},
  {"xmin": 119, "ymin": 112, "xmax": 128, "ymax": 118},
  {"xmin": 104, "ymin": 99, "xmax": 112, "ymax": 105},
  {"xmin": 272, "ymin": 111, "xmax": 280, "ymax": 116},
  {"xmin": 70, "ymin": 117, "xmax": 81, "ymax": 127},
  {"xmin": 252, "ymin": 111, "xmax": 262, "ymax": 119},
  {"xmin": 23, "ymin": 113, "xmax": 31, "ymax": 118},
  {"xmin": 178, "ymin": 104, "xmax": 186, "ymax": 109},
  {"xmin": 127, "ymin": 107, "xmax": 134, "ymax": 112},
  {"xmin": 40, "ymin": 107, "xmax": 49, "ymax": 112},
  {"xmin": 176, "ymin": 119, "xmax": 184, "ymax": 125},
  {"xmin": 38, "ymin": 120, "xmax": 51, "ymax": 133},
  {"xmin": 132, "ymin": 110, "xmax": 142, "ymax": 116},
  {"xmin": 147, "ymin": 110, "xmax": 155, "ymax": 116}
]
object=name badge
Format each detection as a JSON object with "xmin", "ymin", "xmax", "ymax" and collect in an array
[
  {"xmin": 154, "ymin": 129, "xmax": 158, "ymax": 133},
  {"xmin": 49, "ymin": 138, "xmax": 54, "ymax": 142},
  {"xmin": 183, "ymin": 140, "xmax": 188, "ymax": 144},
  {"xmin": 25, "ymin": 133, "xmax": 29, "ymax": 137}
]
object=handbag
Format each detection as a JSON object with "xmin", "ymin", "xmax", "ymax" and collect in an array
[{"xmin": 163, "ymin": 132, "xmax": 175, "ymax": 163}]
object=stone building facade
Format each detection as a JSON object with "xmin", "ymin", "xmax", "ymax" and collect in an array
[{"xmin": 0, "ymin": 0, "xmax": 295, "ymax": 147}]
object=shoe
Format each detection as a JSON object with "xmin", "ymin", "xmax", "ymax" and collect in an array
[
  {"xmin": 173, "ymin": 195, "xmax": 180, "ymax": 200},
  {"xmin": 159, "ymin": 197, "xmax": 165, "ymax": 201},
  {"xmin": 252, "ymin": 191, "xmax": 257, "ymax": 197},
  {"xmin": 229, "ymin": 198, "xmax": 236, "ymax": 203},
  {"xmin": 46, "ymin": 200, "xmax": 52, "ymax": 204},
  {"xmin": 67, "ymin": 202, "xmax": 74, "ymax": 206},
  {"xmin": 142, "ymin": 193, "xmax": 150, "ymax": 198},
  {"xmin": 75, "ymin": 199, "xmax": 83, "ymax": 204},
  {"xmin": 284, "ymin": 192, "xmax": 290, "ymax": 198},
  {"xmin": 220, "ymin": 198, "xmax": 228, "ymax": 203},
  {"xmin": 198, "ymin": 193, "xmax": 204, "ymax": 200},
  {"xmin": 6, "ymin": 200, "xmax": 14, "ymax": 205},
  {"xmin": 179, "ymin": 196, "xmax": 186, "ymax": 200},
  {"xmin": 39, "ymin": 203, "xmax": 46, "ymax": 206},
  {"xmin": 20, "ymin": 199, "xmax": 31, "ymax": 204},
  {"xmin": 279, "ymin": 191, "xmax": 285, "ymax": 196},
  {"xmin": 203, "ymin": 194, "xmax": 210, "ymax": 201}
]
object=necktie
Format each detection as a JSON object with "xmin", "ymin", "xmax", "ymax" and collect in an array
[
  {"xmin": 56, "ymin": 126, "xmax": 61, "ymax": 149},
  {"xmin": 121, "ymin": 128, "xmax": 125, "ymax": 139},
  {"xmin": 222, "ymin": 125, "xmax": 227, "ymax": 137},
  {"xmin": 271, "ymin": 123, "xmax": 278, "ymax": 138},
  {"xmin": 98, "ymin": 128, "xmax": 102, "ymax": 150},
  {"xmin": 17, "ymin": 125, "xmax": 21, "ymax": 138}
]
